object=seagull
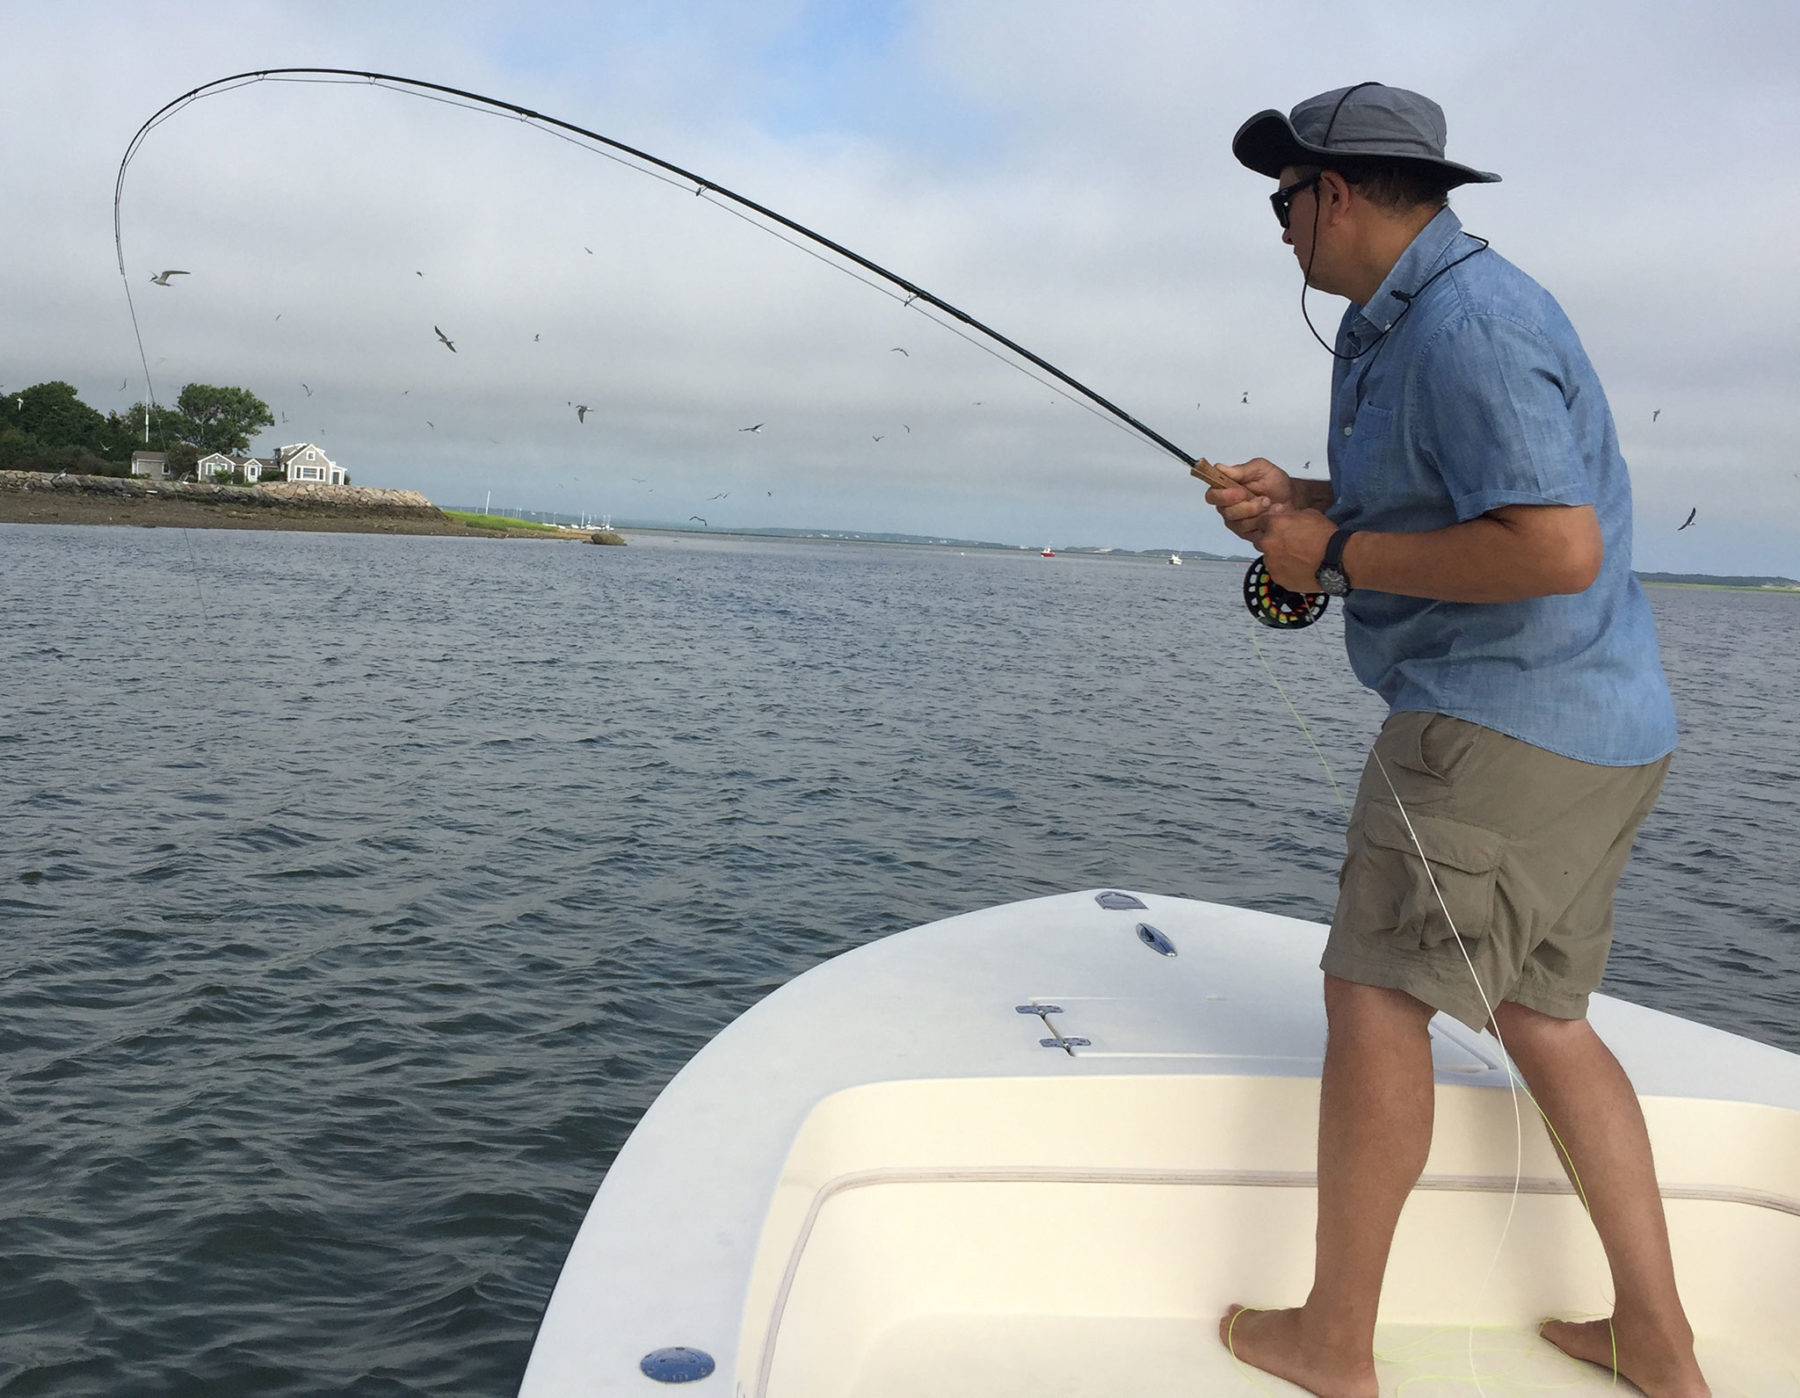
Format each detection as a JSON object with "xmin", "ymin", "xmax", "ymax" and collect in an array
[
  {"xmin": 575, "ymin": 405, "xmax": 589, "ymax": 423},
  {"xmin": 534, "ymin": 333, "xmax": 540, "ymax": 342},
  {"xmin": 890, "ymin": 347, "xmax": 909, "ymax": 356},
  {"xmin": 872, "ymin": 435, "xmax": 884, "ymax": 442},
  {"xmin": 709, "ymin": 492, "xmax": 729, "ymax": 500},
  {"xmin": 434, "ymin": 325, "xmax": 456, "ymax": 353},
  {"xmin": 302, "ymin": 383, "xmax": 312, "ymax": 396},
  {"xmin": 426, "ymin": 421, "xmax": 435, "ymax": 430},
  {"xmin": 149, "ymin": 270, "xmax": 188, "ymax": 285},
  {"xmin": 119, "ymin": 379, "xmax": 127, "ymax": 390},
  {"xmin": 1241, "ymin": 391, "xmax": 1249, "ymax": 404},
  {"xmin": 416, "ymin": 271, "xmax": 423, "ymax": 277},
  {"xmin": 739, "ymin": 422, "xmax": 763, "ymax": 433},
  {"xmin": 689, "ymin": 514, "xmax": 707, "ymax": 526},
  {"xmin": 1677, "ymin": 507, "xmax": 1697, "ymax": 531},
  {"xmin": 1653, "ymin": 409, "xmax": 1661, "ymax": 422},
  {"xmin": 584, "ymin": 246, "xmax": 593, "ymax": 254},
  {"xmin": 903, "ymin": 424, "xmax": 910, "ymax": 433}
]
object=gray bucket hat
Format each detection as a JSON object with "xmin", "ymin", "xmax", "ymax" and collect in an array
[{"xmin": 1233, "ymin": 82, "xmax": 1500, "ymax": 186}]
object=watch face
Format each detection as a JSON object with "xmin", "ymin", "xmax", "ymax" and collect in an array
[{"xmin": 1316, "ymin": 564, "xmax": 1350, "ymax": 596}]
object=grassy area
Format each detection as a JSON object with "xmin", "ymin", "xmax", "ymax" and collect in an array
[{"xmin": 442, "ymin": 509, "xmax": 566, "ymax": 534}]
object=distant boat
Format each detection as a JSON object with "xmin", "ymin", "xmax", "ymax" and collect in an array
[
  {"xmin": 1169, "ymin": 553, "xmax": 1183, "ymax": 566},
  {"xmin": 1041, "ymin": 546, "xmax": 1055, "ymax": 558}
]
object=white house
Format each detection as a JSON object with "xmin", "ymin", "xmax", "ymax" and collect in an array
[
  {"xmin": 276, "ymin": 443, "xmax": 344, "ymax": 485},
  {"xmin": 196, "ymin": 452, "xmax": 266, "ymax": 483},
  {"xmin": 130, "ymin": 450, "xmax": 167, "ymax": 479}
]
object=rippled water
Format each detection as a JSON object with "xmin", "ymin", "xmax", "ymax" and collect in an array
[{"xmin": 3, "ymin": 524, "xmax": 1795, "ymax": 1395}]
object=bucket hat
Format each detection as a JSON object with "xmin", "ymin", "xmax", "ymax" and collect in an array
[{"xmin": 1233, "ymin": 82, "xmax": 1500, "ymax": 186}]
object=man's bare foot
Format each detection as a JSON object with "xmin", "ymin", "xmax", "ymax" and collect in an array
[
  {"xmin": 1218, "ymin": 1305, "xmax": 1378, "ymax": 1398},
  {"xmin": 1540, "ymin": 1316, "xmax": 1710, "ymax": 1398}
]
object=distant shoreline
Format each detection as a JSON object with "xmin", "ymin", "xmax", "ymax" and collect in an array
[
  {"xmin": 3, "ymin": 474, "xmax": 1791, "ymax": 587},
  {"xmin": 0, "ymin": 471, "xmax": 595, "ymax": 541}
]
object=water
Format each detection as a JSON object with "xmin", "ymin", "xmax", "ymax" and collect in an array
[{"xmin": 3, "ymin": 524, "xmax": 1795, "ymax": 1395}]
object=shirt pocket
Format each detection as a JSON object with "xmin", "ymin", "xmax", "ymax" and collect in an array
[
  {"xmin": 1334, "ymin": 401, "xmax": 1399, "ymax": 503},
  {"xmin": 1340, "ymin": 800, "xmax": 1504, "ymax": 948}
]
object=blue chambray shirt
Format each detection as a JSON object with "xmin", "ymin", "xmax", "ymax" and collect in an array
[{"xmin": 1325, "ymin": 207, "xmax": 1677, "ymax": 766}]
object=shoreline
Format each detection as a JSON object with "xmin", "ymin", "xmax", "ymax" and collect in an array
[{"xmin": 0, "ymin": 471, "xmax": 600, "ymax": 540}]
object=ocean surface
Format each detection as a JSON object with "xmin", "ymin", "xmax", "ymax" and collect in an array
[{"xmin": 3, "ymin": 523, "xmax": 1796, "ymax": 1396}]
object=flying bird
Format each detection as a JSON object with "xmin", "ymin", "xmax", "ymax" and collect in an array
[
  {"xmin": 149, "ymin": 269, "xmax": 188, "ymax": 285},
  {"xmin": 415, "ymin": 270, "xmax": 423, "ymax": 277},
  {"xmin": 1653, "ymin": 409, "xmax": 1661, "ymax": 422},
  {"xmin": 119, "ymin": 379, "xmax": 127, "ymax": 390},
  {"xmin": 575, "ymin": 405, "xmax": 589, "ymax": 423},
  {"xmin": 890, "ymin": 347, "xmax": 909, "ymax": 356},
  {"xmin": 739, "ymin": 422, "xmax": 763, "ymax": 433},
  {"xmin": 1241, "ymin": 392, "xmax": 1249, "ymax": 404},
  {"xmin": 434, "ymin": 326, "xmax": 456, "ymax": 353},
  {"xmin": 708, "ymin": 492, "xmax": 729, "ymax": 500},
  {"xmin": 689, "ymin": 514, "xmax": 707, "ymax": 526},
  {"xmin": 426, "ymin": 421, "xmax": 435, "ymax": 430},
  {"xmin": 302, "ymin": 383, "xmax": 312, "ymax": 396},
  {"xmin": 584, "ymin": 246, "xmax": 593, "ymax": 254},
  {"xmin": 534, "ymin": 333, "xmax": 540, "ymax": 342},
  {"xmin": 872, "ymin": 435, "xmax": 884, "ymax": 442},
  {"xmin": 1677, "ymin": 508, "xmax": 1697, "ymax": 531}
]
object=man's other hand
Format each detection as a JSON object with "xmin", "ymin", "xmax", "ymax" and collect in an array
[
  {"xmin": 1204, "ymin": 458, "xmax": 1296, "ymax": 542},
  {"xmin": 1259, "ymin": 509, "xmax": 1337, "ymax": 593}
]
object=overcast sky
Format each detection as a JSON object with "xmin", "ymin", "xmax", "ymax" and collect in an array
[{"xmin": 3, "ymin": 0, "xmax": 1796, "ymax": 572}]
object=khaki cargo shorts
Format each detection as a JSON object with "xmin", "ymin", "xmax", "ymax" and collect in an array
[{"xmin": 1324, "ymin": 711, "xmax": 1670, "ymax": 1031}]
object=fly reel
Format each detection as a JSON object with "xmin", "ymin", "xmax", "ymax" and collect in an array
[{"xmin": 1243, "ymin": 556, "xmax": 1327, "ymax": 629}]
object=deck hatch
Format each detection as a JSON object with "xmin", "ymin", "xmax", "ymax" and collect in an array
[{"xmin": 1094, "ymin": 891, "xmax": 1147, "ymax": 910}]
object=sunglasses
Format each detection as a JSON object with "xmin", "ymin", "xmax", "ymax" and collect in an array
[{"xmin": 1270, "ymin": 173, "xmax": 1322, "ymax": 230}]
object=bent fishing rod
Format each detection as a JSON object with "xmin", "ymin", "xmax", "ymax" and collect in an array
[{"xmin": 116, "ymin": 67, "xmax": 1328, "ymax": 628}]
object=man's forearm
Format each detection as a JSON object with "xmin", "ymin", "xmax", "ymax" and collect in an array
[{"xmin": 1340, "ymin": 505, "xmax": 1603, "ymax": 603}]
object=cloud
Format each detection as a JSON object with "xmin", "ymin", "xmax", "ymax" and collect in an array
[{"xmin": 2, "ymin": 0, "xmax": 1795, "ymax": 571}]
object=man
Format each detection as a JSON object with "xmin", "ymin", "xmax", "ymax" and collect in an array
[{"xmin": 1204, "ymin": 84, "xmax": 1705, "ymax": 1398}]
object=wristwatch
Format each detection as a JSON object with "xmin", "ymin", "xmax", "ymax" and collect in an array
[{"xmin": 1315, "ymin": 528, "xmax": 1355, "ymax": 597}]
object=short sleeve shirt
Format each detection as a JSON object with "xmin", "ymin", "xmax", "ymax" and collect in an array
[{"xmin": 1326, "ymin": 208, "xmax": 1676, "ymax": 766}]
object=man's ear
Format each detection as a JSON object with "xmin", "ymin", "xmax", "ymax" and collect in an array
[{"xmin": 1318, "ymin": 169, "xmax": 1355, "ymax": 221}]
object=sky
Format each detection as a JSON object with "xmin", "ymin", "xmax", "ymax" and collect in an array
[{"xmin": 3, "ymin": 0, "xmax": 1796, "ymax": 572}]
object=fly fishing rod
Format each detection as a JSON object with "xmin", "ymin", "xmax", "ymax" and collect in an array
[{"xmin": 116, "ymin": 67, "xmax": 1329, "ymax": 628}]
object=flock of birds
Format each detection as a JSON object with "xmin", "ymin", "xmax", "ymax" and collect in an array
[{"xmin": 144, "ymin": 267, "xmax": 1706, "ymax": 533}]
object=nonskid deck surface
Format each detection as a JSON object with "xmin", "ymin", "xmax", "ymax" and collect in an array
[{"xmin": 838, "ymin": 1316, "xmax": 1800, "ymax": 1398}]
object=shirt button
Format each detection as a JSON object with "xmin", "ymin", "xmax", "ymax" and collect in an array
[{"xmin": 1342, "ymin": 425, "xmax": 1354, "ymax": 436}]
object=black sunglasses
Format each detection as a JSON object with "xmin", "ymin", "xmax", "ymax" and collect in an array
[{"xmin": 1270, "ymin": 173, "xmax": 1322, "ymax": 230}]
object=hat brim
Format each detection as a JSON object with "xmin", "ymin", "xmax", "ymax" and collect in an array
[{"xmin": 1231, "ymin": 108, "xmax": 1501, "ymax": 187}]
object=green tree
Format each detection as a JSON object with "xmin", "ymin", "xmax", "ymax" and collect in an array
[
  {"xmin": 173, "ymin": 383, "xmax": 273, "ymax": 454},
  {"xmin": 5, "ymin": 381, "xmax": 108, "ymax": 453},
  {"xmin": 165, "ymin": 442, "xmax": 201, "ymax": 479}
]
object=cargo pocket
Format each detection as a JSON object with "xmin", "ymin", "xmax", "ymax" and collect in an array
[{"xmin": 1342, "ymin": 800, "xmax": 1505, "ymax": 948}]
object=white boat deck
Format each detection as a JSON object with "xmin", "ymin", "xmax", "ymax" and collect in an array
[{"xmin": 520, "ymin": 891, "xmax": 1800, "ymax": 1397}]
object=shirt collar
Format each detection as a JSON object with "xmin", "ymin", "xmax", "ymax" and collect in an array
[{"xmin": 1352, "ymin": 206, "xmax": 1466, "ymax": 337}]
